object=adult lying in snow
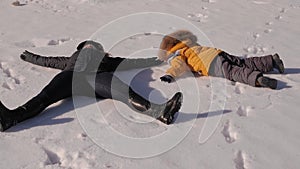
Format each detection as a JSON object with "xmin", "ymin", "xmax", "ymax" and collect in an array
[
  {"xmin": 158, "ymin": 30, "xmax": 285, "ymax": 89},
  {"xmin": 0, "ymin": 40, "xmax": 183, "ymax": 132}
]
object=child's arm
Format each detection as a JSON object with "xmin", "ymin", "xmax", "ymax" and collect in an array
[
  {"xmin": 20, "ymin": 50, "xmax": 70, "ymax": 70},
  {"xmin": 160, "ymin": 55, "xmax": 189, "ymax": 83}
]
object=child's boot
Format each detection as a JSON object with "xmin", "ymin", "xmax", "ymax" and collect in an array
[
  {"xmin": 256, "ymin": 76, "xmax": 278, "ymax": 89},
  {"xmin": 272, "ymin": 53, "xmax": 284, "ymax": 73}
]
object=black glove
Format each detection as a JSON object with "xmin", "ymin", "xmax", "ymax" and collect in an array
[
  {"xmin": 160, "ymin": 75, "xmax": 174, "ymax": 83},
  {"xmin": 20, "ymin": 50, "xmax": 34, "ymax": 61}
]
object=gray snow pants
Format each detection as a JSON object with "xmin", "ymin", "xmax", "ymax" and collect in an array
[{"xmin": 209, "ymin": 52, "xmax": 274, "ymax": 86}]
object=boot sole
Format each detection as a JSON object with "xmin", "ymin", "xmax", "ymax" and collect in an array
[
  {"xmin": 172, "ymin": 93, "xmax": 183, "ymax": 115},
  {"xmin": 277, "ymin": 60, "xmax": 284, "ymax": 74},
  {"xmin": 273, "ymin": 54, "xmax": 285, "ymax": 73},
  {"xmin": 164, "ymin": 92, "xmax": 183, "ymax": 124}
]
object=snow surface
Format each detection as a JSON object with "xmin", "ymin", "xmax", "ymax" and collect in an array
[{"xmin": 1, "ymin": 0, "xmax": 300, "ymax": 168}]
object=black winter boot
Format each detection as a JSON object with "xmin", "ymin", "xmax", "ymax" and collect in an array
[
  {"xmin": 0, "ymin": 93, "xmax": 49, "ymax": 132},
  {"xmin": 128, "ymin": 88, "xmax": 183, "ymax": 124},
  {"xmin": 272, "ymin": 53, "xmax": 284, "ymax": 74},
  {"xmin": 156, "ymin": 92, "xmax": 183, "ymax": 124},
  {"xmin": 256, "ymin": 76, "xmax": 278, "ymax": 89},
  {"xmin": 0, "ymin": 103, "xmax": 26, "ymax": 132}
]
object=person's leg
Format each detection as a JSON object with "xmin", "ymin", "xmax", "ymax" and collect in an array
[
  {"xmin": 242, "ymin": 54, "xmax": 284, "ymax": 81},
  {"xmin": 243, "ymin": 55, "xmax": 274, "ymax": 73},
  {"xmin": 222, "ymin": 61, "xmax": 277, "ymax": 89},
  {"xmin": 0, "ymin": 71, "xmax": 75, "ymax": 131},
  {"xmin": 93, "ymin": 72, "xmax": 183, "ymax": 124},
  {"xmin": 221, "ymin": 52, "xmax": 284, "ymax": 73},
  {"xmin": 222, "ymin": 61, "xmax": 262, "ymax": 87}
]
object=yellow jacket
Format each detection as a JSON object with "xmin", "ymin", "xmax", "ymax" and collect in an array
[{"xmin": 165, "ymin": 42, "xmax": 223, "ymax": 77}]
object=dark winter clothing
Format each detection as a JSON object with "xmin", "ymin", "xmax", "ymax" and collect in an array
[
  {"xmin": 21, "ymin": 49, "xmax": 162, "ymax": 72},
  {"xmin": 0, "ymin": 41, "xmax": 183, "ymax": 131},
  {"xmin": 215, "ymin": 52, "xmax": 274, "ymax": 87}
]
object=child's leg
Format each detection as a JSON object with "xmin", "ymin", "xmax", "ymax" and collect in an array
[
  {"xmin": 219, "ymin": 52, "xmax": 245, "ymax": 66},
  {"xmin": 243, "ymin": 55, "xmax": 274, "ymax": 73},
  {"xmin": 222, "ymin": 61, "xmax": 262, "ymax": 87},
  {"xmin": 220, "ymin": 52, "xmax": 274, "ymax": 73},
  {"xmin": 222, "ymin": 61, "xmax": 277, "ymax": 89}
]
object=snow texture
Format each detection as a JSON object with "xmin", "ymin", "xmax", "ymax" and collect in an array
[{"xmin": 0, "ymin": 0, "xmax": 300, "ymax": 168}]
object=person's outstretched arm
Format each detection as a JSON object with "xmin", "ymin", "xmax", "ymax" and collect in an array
[
  {"xmin": 160, "ymin": 55, "xmax": 190, "ymax": 83},
  {"xmin": 99, "ymin": 56, "xmax": 163, "ymax": 72},
  {"xmin": 20, "ymin": 50, "xmax": 70, "ymax": 70}
]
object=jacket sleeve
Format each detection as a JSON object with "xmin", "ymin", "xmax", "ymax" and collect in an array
[
  {"xmin": 20, "ymin": 50, "xmax": 70, "ymax": 70},
  {"xmin": 99, "ymin": 56, "xmax": 163, "ymax": 72},
  {"xmin": 166, "ymin": 55, "xmax": 190, "ymax": 78}
]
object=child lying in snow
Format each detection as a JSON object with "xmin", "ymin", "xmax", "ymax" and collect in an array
[{"xmin": 158, "ymin": 30, "xmax": 284, "ymax": 89}]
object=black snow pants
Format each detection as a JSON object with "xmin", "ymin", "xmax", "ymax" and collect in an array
[
  {"xmin": 38, "ymin": 70, "xmax": 133, "ymax": 109},
  {"xmin": 210, "ymin": 52, "xmax": 274, "ymax": 86}
]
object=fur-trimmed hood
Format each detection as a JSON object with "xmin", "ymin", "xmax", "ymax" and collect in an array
[{"xmin": 158, "ymin": 30, "xmax": 198, "ymax": 61}]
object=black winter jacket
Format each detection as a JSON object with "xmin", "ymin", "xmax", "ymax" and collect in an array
[{"xmin": 20, "ymin": 48, "xmax": 162, "ymax": 73}]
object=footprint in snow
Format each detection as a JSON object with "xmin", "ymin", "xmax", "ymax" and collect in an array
[
  {"xmin": 14, "ymin": 38, "xmax": 71, "ymax": 48},
  {"xmin": 236, "ymin": 106, "xmax": 253, "ymax": 117},
  {"xmin": 221, "ymin": 120, "xmax": 237, "ymax": 144},
  {"xmin": 234, "ymin": 150, "xmax": 247, "ymax": 169},
  {"xmin": 0, "ymin": 62, "xmax": 25, "ymax": 90}
]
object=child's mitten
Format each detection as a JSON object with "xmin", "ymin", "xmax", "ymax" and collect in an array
[{"xmin": 160, "ymin": 75, "xmax": 175, "ymax": 83}]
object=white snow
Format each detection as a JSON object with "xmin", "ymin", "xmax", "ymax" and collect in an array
[{"xmin": 1, "ymin": 0, "xmax": 300, "ymax": 168}]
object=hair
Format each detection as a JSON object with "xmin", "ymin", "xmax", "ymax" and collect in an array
[
  {"xmin": 77, "ymin": 40, "xmax": 104, "ymax": 52},
  {"xmin": 158, "ymin": 30, "xmax": 198, "ymax": 61}
]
